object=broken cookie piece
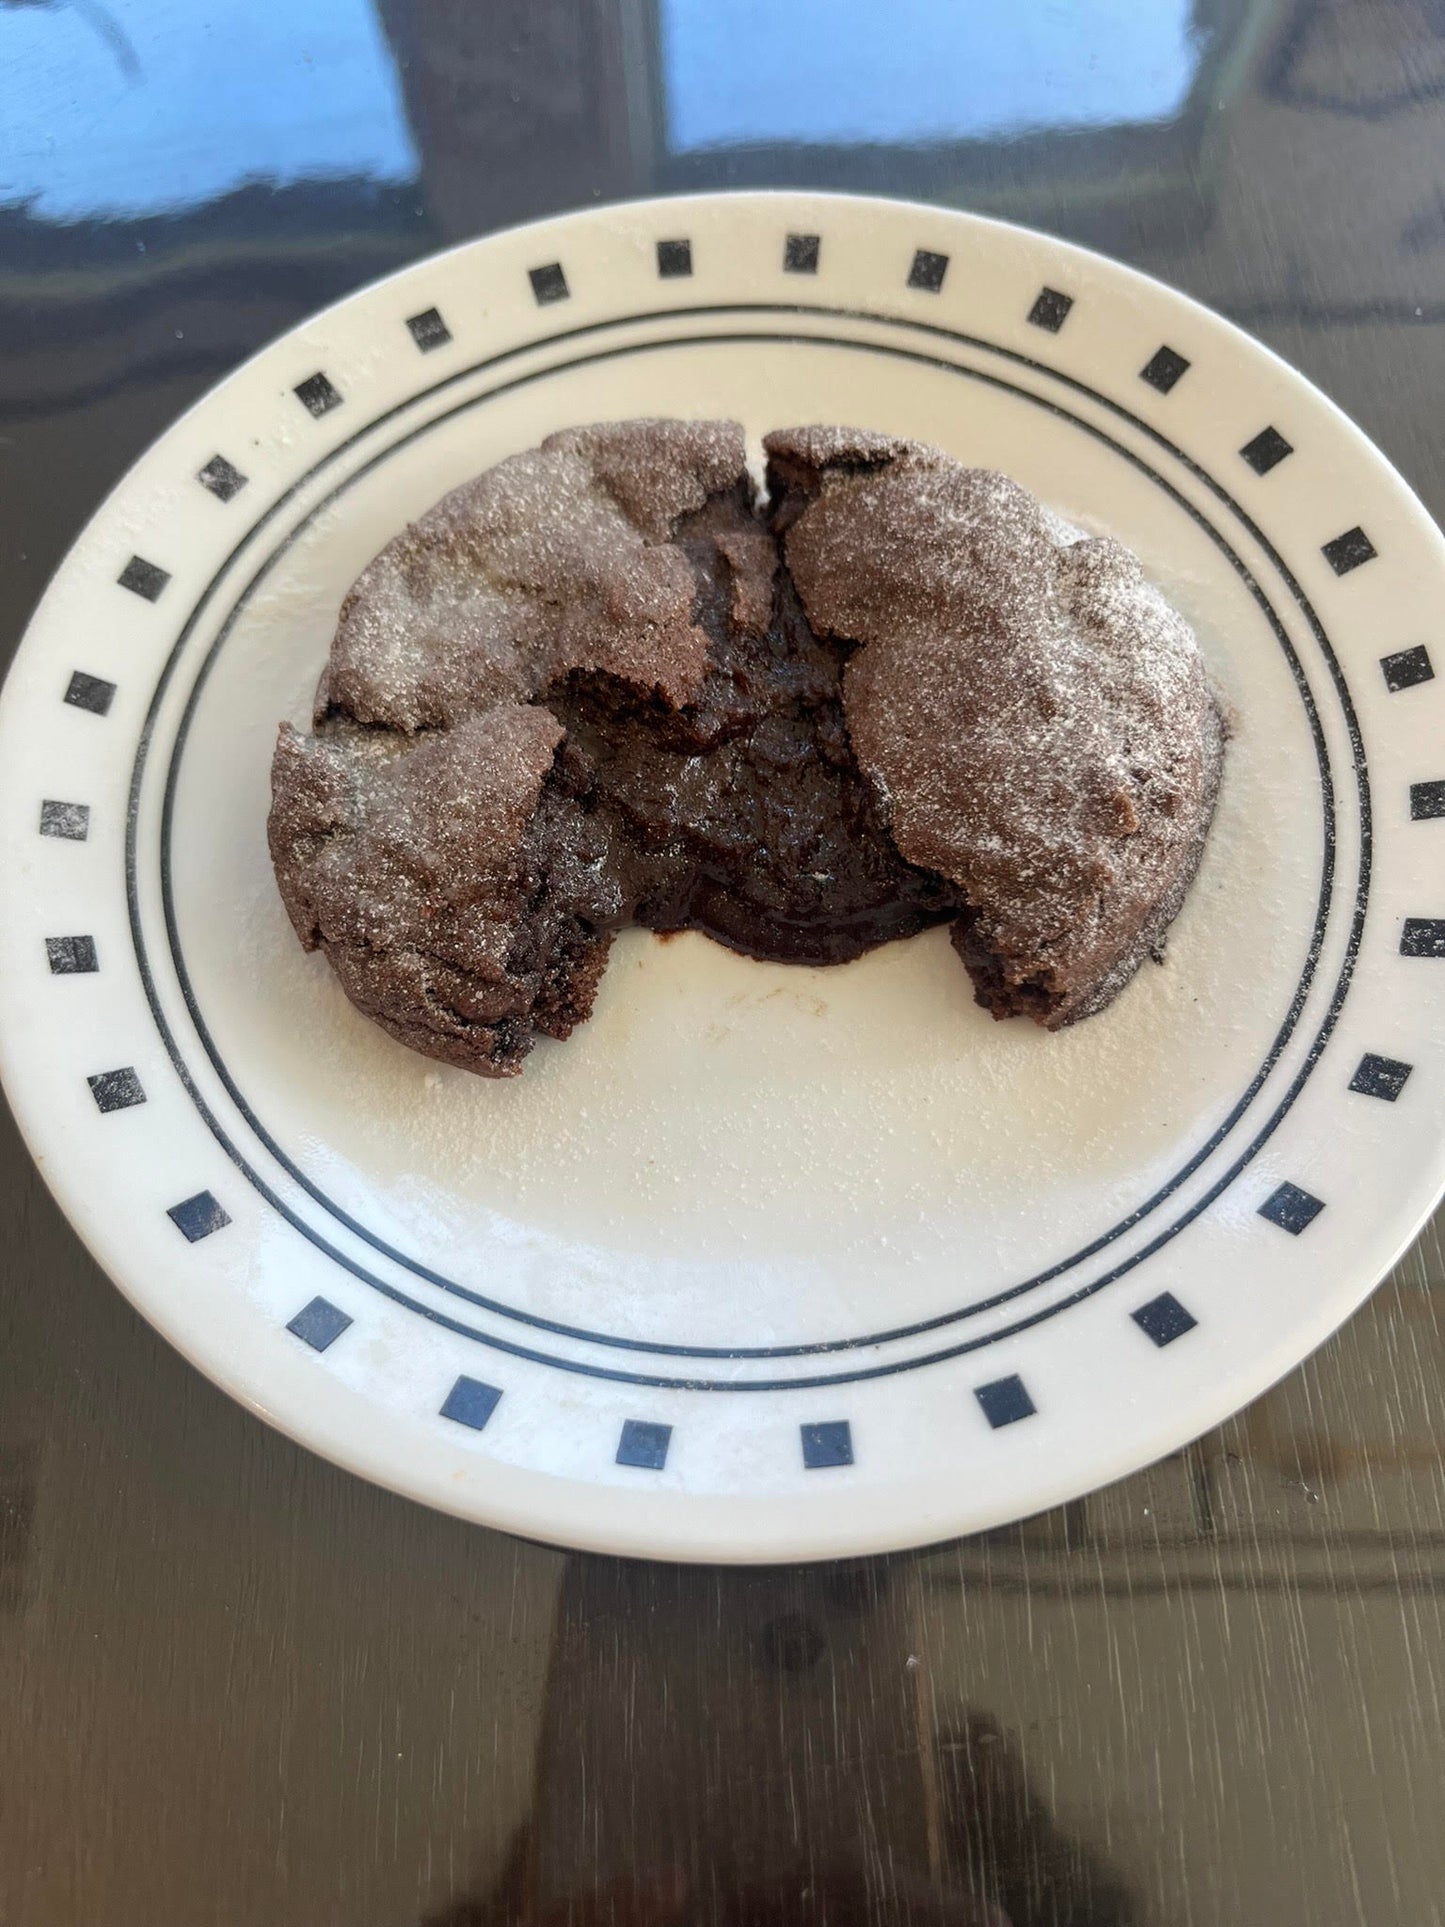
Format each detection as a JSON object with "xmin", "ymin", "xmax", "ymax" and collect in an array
[{"xmin": 764, "ymin": 426, "xmax": 1226, "ymax": 1026}]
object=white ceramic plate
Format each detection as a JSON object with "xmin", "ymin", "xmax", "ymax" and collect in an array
[{"xmin": 3, "ymin": 191, "xmax": 1443, "ymax": 1562}]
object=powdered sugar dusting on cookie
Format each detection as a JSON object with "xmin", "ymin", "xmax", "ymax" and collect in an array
[
  {"xmin": 767, "ymin": 427, "xmax": 1224, "ymax": 1024},
  {"xmin": 322, "ymin": 420, "xmax": 752, "ymax": 730},
  {"xmin": 269, "ymin": 419, "xmax": 1225, "ymax": 1073}
]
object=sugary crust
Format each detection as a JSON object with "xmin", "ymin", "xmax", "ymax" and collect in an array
[
  {"xmin": 269, "ymin": 419, "xmax": 1225, "ymax": 1073},
  {"xmin": 765, "ymin": 428, "xmax": 1227, "ymax": 1027}
]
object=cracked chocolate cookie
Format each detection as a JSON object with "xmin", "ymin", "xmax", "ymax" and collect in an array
[{"xmin": 268, "ymin": 420, "xmax": 1224, "ymax": 1075}]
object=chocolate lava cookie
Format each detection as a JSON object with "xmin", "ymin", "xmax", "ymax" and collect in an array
[{"xmin": 268, "ymin": 420, "xmax": 1225, "ymax": 1075}]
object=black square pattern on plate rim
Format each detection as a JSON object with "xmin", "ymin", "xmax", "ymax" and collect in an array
[
  {"xmin": 529, "ymin": 261, "xmax": 569, "ymax": 305},
  {"xmin": 45, "ymin": 934, "xmax": 97, "ymax": 974},
  {"xmin": 1348, "ymin": 1052, "xmax": 1413, "ymax": 1102},
  {"xmin": 908, "ymin": 248, "xmax": 949, "ymax": 292},
  {"xmin": 801, "ymin": 1419, "xmax": 853, "ymax": 1468},
  {"xmin": 287, "ymin": 1296, "xmax": 352, "ymax": 1352},
  {"xmin": 1131, "ymin": 1291, "xmax": 1197, "ymax": 1348},
  {"xmin": 1380, "ymin": 645, "xmax": 1434, "ymax": 692},
  {"xmin": 63, "ymin": 671, "xmax": 115, "ymax": 716},
  {"xmin": 1258, "ymin": 1180, "xmax": 1325, "ymax": 1235},
  {"xmin": 617, "ymin": 1419, "xmax": 672, "ymax": 1470},
  {"xmin": 1141, "ymin": 345, "xmax": 1190, "ymax": 393},
  {"xmin": 783, "ymin": 232, "xmax": 819, "ymax": 274},
  {"xmin": 167, "ymin": 1189, "xmax": 231, "ymax": 1242},
  {"xmin": 1027, "ymin": 286, "xmax": 1073, "ymax": 332},
  {"xmin": 1322, "ymin": 526, "xmax": 1376, "ymax": 575},
  {"xmin": 1240, "ymin": 426, "xmax": 1293, "ymax": 475},
  {"xmin": 197, "ymin": 453, "xmax": 248, "ymax": 501},
  {"xmin": 406, "ymin": 306, "xmax": 451, "ymax": 352},
  {"xmin": 87, "ymin": 1067, "xmax": 145, "ymax": 1113},
  {"xmin": 1401, "ymin": 918, "xmax": 1445, "ymax": 957},
  {"xmin": 39, "ymin": 800, "xmax": 89, "ymax": 841},
  {"xmin": 117, "ymin": 555, "xmax": 169, "ymax": 601},
  {"xmin": 1409, "ymin": 779, "xmax": 1445, "ymax": 819},
  {"xmin": 440, "ymin": 1375, "xmax": 502, "ymax": 1431},
  {"xmin": 656, "ymin": 237, "xmax": 692, "ymax": 278},
  {"xmin": 294, "ymin": 372, "xmax": 342, "ymax": 417},
  {"xmin": 974, "ymin": 1374, "xmax": 1036, "ymax": 1428},
  {"xmin": 117, "ymin": 554, "xmax": 170, "ymax": 601}
]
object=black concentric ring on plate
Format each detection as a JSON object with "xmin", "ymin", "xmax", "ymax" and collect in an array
[{"xmin": 126, "ymin": 303, "xmax": 1370, "ymax": 1390}]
